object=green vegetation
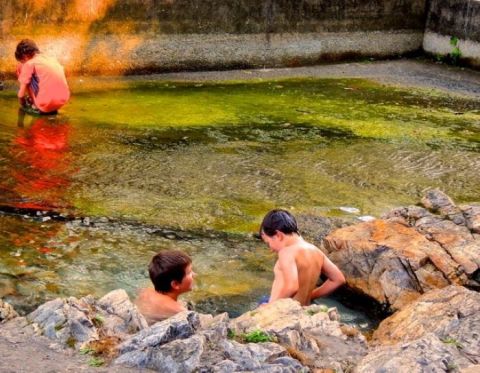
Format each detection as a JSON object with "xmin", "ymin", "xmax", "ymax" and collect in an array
[
  {"xmin": 228, "ymin": 328, "xmax": 276, "ymax": 343},
  {"xmin": 227, "ymin": 329, "xmax": 236, "ymax": 339},
  {"xmin": 79, "ymin": 347, "xmax": 95, "ymax": 355},
  {"xmin": 88, "ymin": 357, "xmax": 105, "ymax": 367},
  {"xmin": 244, "ymin": 330, "xmax": 275, "ymax": 343},
  {"xmin": 435, "ymin": 36, "xmax": 462, "ymax": 65},
  {"xmin": 441, "ymin": 336, "xmax": 463, "ymax": 349},
  {"xmin": 306, "ymin": 305, "xmax": 328, "ymax": 316},
  {"xmin": 92, "ymin": 314, "xmax": 105, "ymax": 328},
  {"xmin": 66, "ymin": 336, "xmax": 77, "ymax": 349},
  {"xmin": 449, "ymin": 36, "xmax": 462, "ymax": 64}
]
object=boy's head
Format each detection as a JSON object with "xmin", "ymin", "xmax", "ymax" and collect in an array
[
  {"xmin": 148, "ymin": 250, "xmax": 194, "ymax": 294},
  {"xmin": 260, "ymin": 209, "xmax": 299, "ymax": 237},
  {"xmin": 15, "ymin": 39, "xmax": 40, "ymax": 62}
]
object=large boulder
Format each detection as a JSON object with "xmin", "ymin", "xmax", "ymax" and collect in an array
[
  {"xmin": 356, "ymin": 333, "xmax": 475, "ymax": 373},
  {"xmin": 372, "ymin": 286, "xmax": 480, "ymax": 355},
  {"xmin": 230, "ymin": 298, "xmax": 367, "ymax": 372},
  {"xmin": 323, "ymin": 190, "xmax": 480, "ymax": 311},
  {"xmin": 356, "ymin": 285, "xmax": 480, "ymax": 372},
  {"xmin": 27, "ymin": 289, "xmax": 147, "ymax": 349},
  {"xmin": 0, "ymin": 299, "xmax": 18, "ymax": 323},
  {"xmin": 115, "ymin": 309, "xmax": 307, "ymax": 372}
]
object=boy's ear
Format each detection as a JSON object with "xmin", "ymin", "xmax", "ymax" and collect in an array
[
  {"xmin": 276, "ymin": 230, "xmax": 285, "ymax": 240},
  {"xmin": 171, "ymin": 280, "xmax": 180, "ymax": 290}
]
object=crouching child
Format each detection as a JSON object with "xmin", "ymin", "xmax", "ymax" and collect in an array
[{"xmin": 15, "ymin": 39, "xmax": 70, "ymax": 115}]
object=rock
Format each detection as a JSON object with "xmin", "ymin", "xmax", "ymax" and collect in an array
[
  {"xmin": 324, "ymin": 220, "xmax": 457, "ymax": 310},
  {"xmin": 372, "ymin": 285, "xmax": 480, "ymax": 361},
  {"xmin": 199, "ymin": 312, "xmax": 229, "ymax": 343},
  {"xmin": 0, "ymin": 299, "xmax": 18, "ymax": 323},
  {"xmin": 27, "ymin": 297, "xmax": 98, "ymax": 348},
  {"xmin": 96, "ymin": 289, "xmax": 148, "ymax": 336},
  {"xmin": 414, "ymin": 215, "xmax": 478, "ymax": 276},
  {"xmin": 324, "ymin": 196, "xmax": 480, "ymax": 311},
  {"xmin": 230, "ymin": 299, "xmax": 367, "ymax": 371},
  {"xmin": 27, "ymin": 289, "xmax": 148, "ymax": 349},
  {"xmin": 296, "ymin": 213, "xmax": 347, "ymax": 250},
  {"xmin": 116, "ymin": 309, "xmax": 308, "ymax": 372},
  {"xmin": 460, "ymin": 204, "xmax": 480, "ymax": 234},
  {"xmin": 356, "ymin": 333, "xmax": 474, "ymax": 372},
  {"xmin": 116, "ymin": 311, "xmax": 200, "ymax": 356},
  {"xmin": 421, "ymin": 188, "xmax": 466, "ymax": 225}
]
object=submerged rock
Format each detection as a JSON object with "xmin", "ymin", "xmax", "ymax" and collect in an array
[{"xmin": 323, "ymin": 190, "xmax": 480, "ymax": 311}]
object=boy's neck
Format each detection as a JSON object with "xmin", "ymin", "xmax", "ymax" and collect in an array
[
  {"xmin": 158, "ymin": 289, "xmax": 180, "ymax": 302},
  {"xmin": 279, "ymin": 233, "xmax": 303, "ymax": 250}
]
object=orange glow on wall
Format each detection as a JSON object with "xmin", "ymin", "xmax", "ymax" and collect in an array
[{"xmin": 71, "ymin": 0, "xmax": 116, "ymax": 21}]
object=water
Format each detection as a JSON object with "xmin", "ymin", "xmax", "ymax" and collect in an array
[{"xmin": 0, "ymin": 77, "xmax": 479, "ymax": 329}]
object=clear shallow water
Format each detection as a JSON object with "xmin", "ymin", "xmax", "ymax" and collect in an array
[{"xmin": 0, "ymin": 77, "xmax": 479, "ymax": 328}]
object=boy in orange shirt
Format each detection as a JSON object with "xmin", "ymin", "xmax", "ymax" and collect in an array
[{"xmin": 15, "ymin": 39, "xmax": 70, "ymax": 115}]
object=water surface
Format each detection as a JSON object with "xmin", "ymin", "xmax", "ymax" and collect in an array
[{"xmin": 0, "ymin": 77, "xmax": 479, "ymax": 328}]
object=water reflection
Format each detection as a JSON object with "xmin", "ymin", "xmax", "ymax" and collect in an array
[{"xmin": 4, "ymin": 111, "xmax": 73, "ymax": 211}]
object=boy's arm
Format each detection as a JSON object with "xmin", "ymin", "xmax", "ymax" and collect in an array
[
  {"xmin": 269, "ymin": 252, "xmax": 299, "ymax": 303},
  {"xmin": 17, "ymin": 83, "xmax": 28, "ymax": 105},
  {"xmin": 311, "ymin": 255, "xmax": 346, "ymax": 299}
]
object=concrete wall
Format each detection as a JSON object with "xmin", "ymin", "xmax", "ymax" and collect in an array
[
  {"xmin": 0, "ymin": 0, "xmax": 426, "ymax": 75},
  {"xmin": 424, "ymin": 0, "xmax": 480, "ymax": 67}
]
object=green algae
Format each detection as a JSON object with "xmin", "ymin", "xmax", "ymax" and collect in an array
[{"xmin": 1, "ymin": 77, "xmax": 479, "ymax": 234}]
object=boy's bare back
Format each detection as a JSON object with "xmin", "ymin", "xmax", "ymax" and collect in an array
[
  {"xmin": 261, "ymin": 209, "xmax": 346, "ymax": 306},
  {"xmin": 274, "ymin": 241, "xmax": 323, "ymax": 306}
]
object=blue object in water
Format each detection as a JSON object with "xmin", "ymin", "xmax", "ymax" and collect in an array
[{"xmin": 258, "ymin": 295, "xmax": 270, "ymax": 305}]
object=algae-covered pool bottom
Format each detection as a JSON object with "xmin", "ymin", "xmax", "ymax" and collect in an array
[{"xmin": 0, "ymin": 76, "xmax": 479, "ymax": 328}]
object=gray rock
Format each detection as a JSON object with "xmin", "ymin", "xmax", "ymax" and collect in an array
[
  {"xmin": 199, "ymin": 312, "xmax": 229, "ymax": 343},
  {"xmin": 230, "ymin": 299, "xmax": 366, "ymax": 371},
  {"xmin": 373, "ymin": 285, "xmax": 480, "ymax": 364},
  {"xmin": 96, "ymin": 289, "xmax": 148, "ymax": 336},
  {"xmin": 0, "ymin": 299, "xmax": 18, "ymax": 323},
  {"xmin": 27, "ymin": 297, "xmax": 97, "ymax": 348},
  {"xmin": 460, "ymin": 204, "xmax": 480, "ymax": 234},
  {"xmin": 421, "ymin": 188, "xmax": 466, "ymax": 225},
  {"xmin": 116, "ymin": 334, "xmax": 205, "ymax": 372},
  {"xmin": 211, "ymin": 360, "xmax": 240, "ymax": 373},
  {"xmin": 27, "ymin": 289, "xmax": 150, "ymax": 349},
  {"xmin": 117, "ymin": 311, "xmax": 200, "ymax": 355},
  {"xmin": 356, "ymin": 333, "xmax": 473, "ymax": 373}
]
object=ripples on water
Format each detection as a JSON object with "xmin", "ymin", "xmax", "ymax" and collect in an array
[{"xmin": 0, "ymin": 77, "xmax": 479, "ymax": 329}]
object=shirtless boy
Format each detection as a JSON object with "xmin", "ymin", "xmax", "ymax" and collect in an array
[
  {"xmin": 136, "ymin": 250, "xmax": 195, "ymax": 324},
  {"xmin": 260, "ymin": 209, "xmax": 345, "ymax": 306}
]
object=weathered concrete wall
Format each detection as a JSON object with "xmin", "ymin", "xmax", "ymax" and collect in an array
[
  {"xmin": 0, "ymin": 0, "xmax": 426, "ymax": 75},
  {"xmin": 424, "ymin": 0, "xmax": 480, "ymax": 67}
]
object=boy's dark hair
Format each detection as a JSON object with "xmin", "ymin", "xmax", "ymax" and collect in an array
[
  {"xmin": 15, "ymin": 39, "xmax": 40, "ymax": 61},
  {"xmin": 148, "ymin": 250, "xmax": 192, "ymax": 293},
  {"xmin": 260, "ymin": 209, "xmax": 299, "ymax": 237}
]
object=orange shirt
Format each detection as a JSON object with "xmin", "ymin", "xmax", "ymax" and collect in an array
[{"xmin": 17, "ymin": 54, "xmax": 70, "ymax": 113}]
